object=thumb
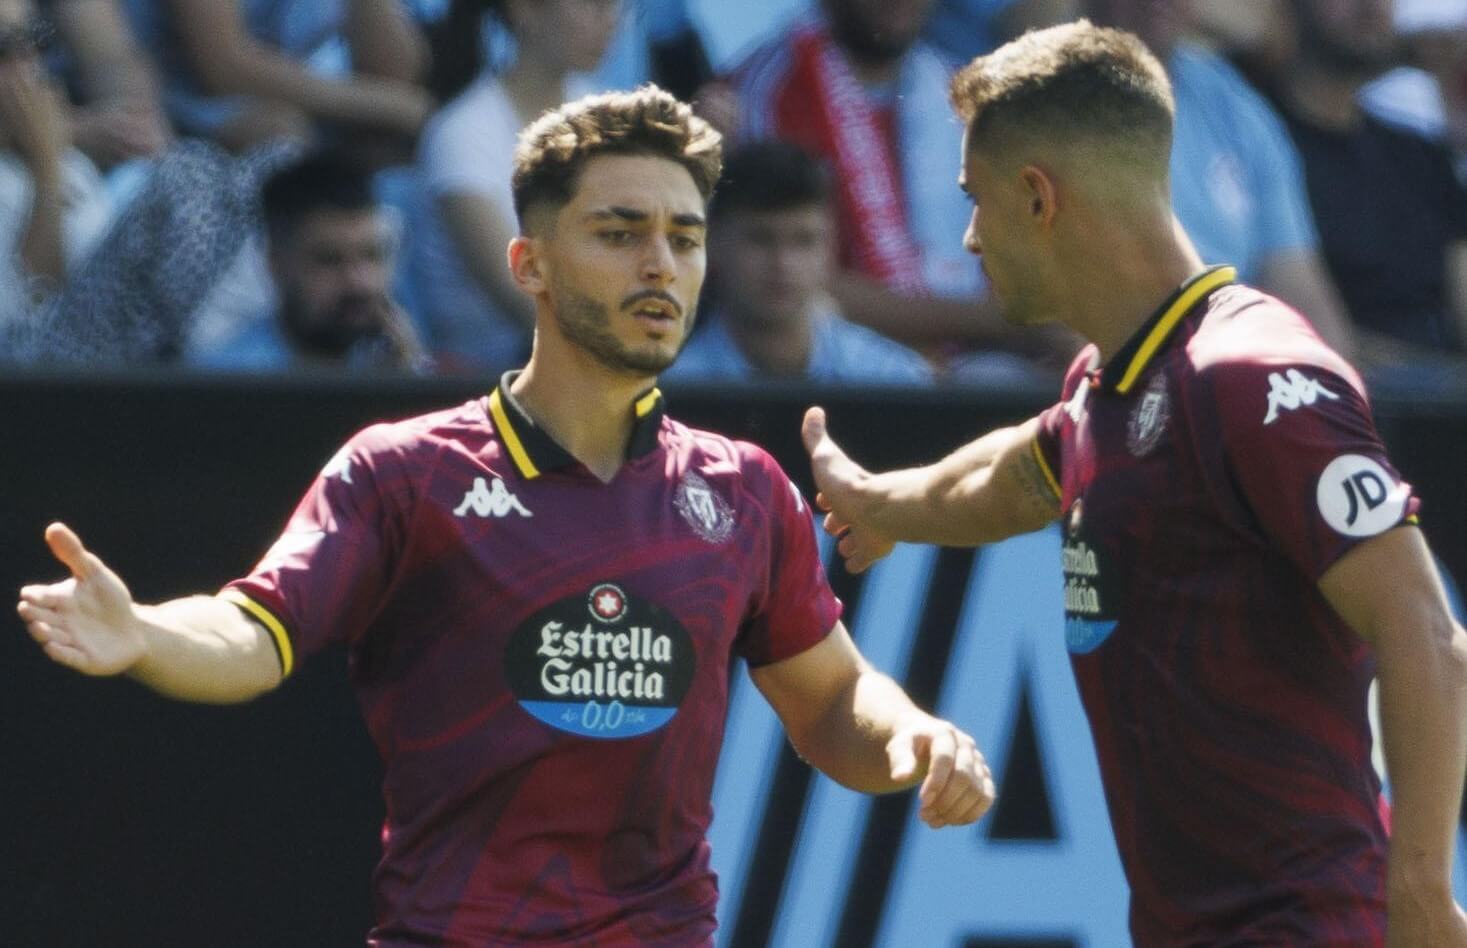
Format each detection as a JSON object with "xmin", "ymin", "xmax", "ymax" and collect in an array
[
  {"xmin": 45, "ymin": 522, "xmax": 98, "ymax": 580},
  {"xmin": 801, "ymin": 405, "xmax": 830, "ymax": 458},
  {"xmin": 887, "ymin": 729, "xmax": 921, "ymax": 782}
]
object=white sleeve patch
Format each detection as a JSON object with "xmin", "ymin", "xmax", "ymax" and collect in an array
[
  {"xmin": 1316, "ymin": 454, "xmax": 1409, "ymax": 537},
  {"xmin": 321, "ymin": 446, "xmax": 354, "ymax": 484}
]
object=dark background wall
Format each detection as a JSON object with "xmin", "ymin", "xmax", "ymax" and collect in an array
[{"xmin": 2, "ymin": 373, "xmax": 1462, "ymax": 947}]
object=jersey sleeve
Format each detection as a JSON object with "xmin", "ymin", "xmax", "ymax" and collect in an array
[
  {"xmin": 220, "ymin": 425, "xmax": 413, "ymax": 675},
  {"xmin": 1201, "ymin": 359, "xmax": 1419, "ymax": 581},
  {"xmin": 733, "ymin": 445, "xmax": 843, "ymax": 667},
  {"xmin": 1032, "ymin": 346, "xmax": 1098, "ymax": 495}
]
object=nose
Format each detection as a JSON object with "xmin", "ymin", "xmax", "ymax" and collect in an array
[
  {"xmin": 963, "ymin": 211, "xmax": 982, "ymax": 256},
  {"xmin": 640, "ymin": 234, "xmax": 676, "ymax": 286}
]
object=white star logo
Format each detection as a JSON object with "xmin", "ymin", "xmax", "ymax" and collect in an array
[{"xmin": 596, "ymin": 591, "xmax": 621, "ymax": 617}]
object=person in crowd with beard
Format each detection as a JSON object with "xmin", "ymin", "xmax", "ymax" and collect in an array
[
  {"xmin": 1267, "ymin": 0, "xmax": 1467, "ymax": 386},
  {"xmin": 18, "ymin": 86, "xmax": 993, "ymax": 945},
  {"xmin": 187, "ymin": 148, "xmax": 426, "ymax": 372},
  {"xmin": 726, "ymin": 0, "xmax": 1076, "ymax": 380}
]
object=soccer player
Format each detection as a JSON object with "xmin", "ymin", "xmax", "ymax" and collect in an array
[
  {"xmin": 802, "ymin": 22, "xmax": 1467, "ymax": 948},
  {"xmin": 15, "ymin": 86, "xmax": 995, "ymax": 945}
]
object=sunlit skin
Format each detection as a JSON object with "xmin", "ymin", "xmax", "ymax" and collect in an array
[
  {"xmin": 957, "ymin": 128, "xmax": 1066, "ymax": 331},
  {"xmin": 513, "ymin": 153, "xmax": 708, "ymax": 379}
]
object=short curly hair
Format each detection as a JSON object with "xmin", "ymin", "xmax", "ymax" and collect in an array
[
  {"xmin": 511, "ymin": 85, "xmax": 723, "ymax": 231},
  {"xmin": 950, "ymin": 20, "xmax": 1173, "ymax": 170}
]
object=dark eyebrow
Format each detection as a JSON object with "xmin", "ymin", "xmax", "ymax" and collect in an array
[{"xmin": 585, "ymin": 206, "xmax": 706, "ymax": 229}]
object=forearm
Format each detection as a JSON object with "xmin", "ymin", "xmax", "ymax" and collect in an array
[
  {"xmin": 439, "ymin": 195, "xmax": 536, "ymax": 332},
  {"xmin": 1378, "ymin": 615, "xmax": 1467, "ymax": 901},
  {"xmin": 791, "ymin": 664, "xmax": 932, "ymax": 794},
  {"xmin": 346, "ymin": 0, "xmax": 427, "ymax": 82},
  {"xmin": 829, "ymin": 271, "xmax": 1009, "ymax": 346},
  {"xmin": 128, "ymin": 596, "xmax": 284, "ymax": 704},
  {"xmin": 856, "ymin": 421, "xmax": 1050, "ymax": 546},
  {"xmin": 19, "ymin": 171, "xmax": 65, "ymax": 287},
  {"xmin": 196, "ymin": 42, "xmax": 416, "ymax": 128}
]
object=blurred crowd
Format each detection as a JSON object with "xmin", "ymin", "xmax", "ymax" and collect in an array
[{"xmin": 0, "ymin": 0, "xmax": 1464, "ymax": 390}]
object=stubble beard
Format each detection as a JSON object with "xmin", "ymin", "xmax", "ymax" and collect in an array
[{"xmin": 552, "ymin": 286, "xmax": 695, "ymax": 376}]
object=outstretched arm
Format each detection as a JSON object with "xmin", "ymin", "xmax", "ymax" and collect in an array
[
  {"xmin": 17, "ymin": 523, "xmax": 283, "ymax": 704},
  {"xmin": 802, "ymin": 406, "xmax": 1061, "ymax": 572},
  {"xmin": 750, "ymin": 622, "xmax": 995, "ymax": 828},
  {"xmin": 1319, "ymin": 526, "xmax": 1467, "ymax": 948}
]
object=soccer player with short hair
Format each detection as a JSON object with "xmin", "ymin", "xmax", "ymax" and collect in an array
[
  {"xmin": 803, "ymin": 21, "xmax": 1467, "ymax": 947},
  {"xmin": 16, "ymin": 86, "xmax": 995, "ymax": 945}
]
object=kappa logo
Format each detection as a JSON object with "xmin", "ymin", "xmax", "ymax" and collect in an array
[
  {"xmin": 675, "ymin": 471, "xmax": 734, "ymax": 544},
  {"xmin": 454, "ymin": 476, "xmax": 532, "ymax": 518},
  {"xmin": 1263, "ymin": 368, "xmax": 1339, "ymax": 425},
  {"xmin": 321, "ymin": 446, "xmax": 354, "ymax": 484}
]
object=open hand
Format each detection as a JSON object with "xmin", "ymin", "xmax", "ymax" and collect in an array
[
  {"xmin": 17, "ymin": 523, "xmax": 144, "ymax": 676},
  {"xmin": 802, "ymin": 406, "xmax": 895, "ymax": 573}
]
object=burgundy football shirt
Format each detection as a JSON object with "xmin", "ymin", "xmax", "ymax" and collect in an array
[
  {"xmin": 222, "ymin": 375, "xmax": 841, "ymax": 946},
  {"xmin": 1034, "ymin": 267, "xmax": 1417, "ymax": 946}
]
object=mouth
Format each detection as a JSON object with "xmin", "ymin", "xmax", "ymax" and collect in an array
[{"xmin": 627, "ymin": 299, "xmax": 682, "ymax": 334}]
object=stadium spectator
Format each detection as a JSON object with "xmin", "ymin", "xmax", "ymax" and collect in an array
[
  {"xmin": 0, "ymin": 0, "xmax": 112, "ymax": 328},
  {"xmin": 727, "ymin": 0, "xmax": 1074, "ymax": 375},
  {"xmin": 121, "ymin": 0, "xmax": 432, "ymax": 152},
  {"xmin": 17, "ymin": 86, "xmax": 995, "ymax": 944},
  {"xmin": 187, "ymin": 149, "xmax": 426, "ymax": 372},
  {"xmin": 922, "ymin": 0, "xmax": 1076, "ymax": 65},
  {"xmin": 1081, "ymin": 0, "xmax": 1358, "ymax": 358},
  {"xmin": 804, "ymin": 21, "xmax": 1467, "ymax": 946},
  {"xmin": 42, "ymin": 0, "xmax": 170, "ymax": 175},
  {"xmin": 1269, "ymin": 0, "xmax": 1467, "ymax": 381},
  {"xmin": 410, "ymin": 0, "xmax": 622, "ymax": 373},
  {"xmin": 1362, "ymin": 0, "xmax": 1467, "ymax": 173},
  {"xmin": 663, "ymin": 140, "xmax": 933, "ymax": 385}
]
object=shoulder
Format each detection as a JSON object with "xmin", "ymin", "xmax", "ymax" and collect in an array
[
  {"xmin": 1171, "ymin": 42, "xmax": 1290, "ymax": 135},
  {"xmin": 664, "ymin": 419, "xmax": 799, "ymax": 505},
  {"xmin": 341, "ymin": 400, "xmax": 492, "ymax": 474},
  {"xmin": 1182, "ymin": 285, "xmax": 1366, "ymax": 417},
  {"xmin": 421, "ymin": 80, "xmax": 515, "ymax": 175}
]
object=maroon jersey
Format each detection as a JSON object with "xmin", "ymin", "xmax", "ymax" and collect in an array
[
  {"xmin": 221, "ymin": 375, "xmax": 840, "ymax": 946},
  {"xmin": 1034, "ymin": 267, "xmax": 1417, "ymax": 946}
]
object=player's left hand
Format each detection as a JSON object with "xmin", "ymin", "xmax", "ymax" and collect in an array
[{"xmin": 887, "ymin": 718, "xmax": 996, "ymax": 828}]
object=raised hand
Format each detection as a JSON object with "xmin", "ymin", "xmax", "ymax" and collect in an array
[
  {"xmin": 887, "ymin": 718, "xmax": 996, "ymax": 828},
  {"xmin": 802, "ymin": 405, "xmax": 895, "ymax": 573},
  {"xmin": 17, "ymin": 523, "xmax": 145, "ymax": 676}
]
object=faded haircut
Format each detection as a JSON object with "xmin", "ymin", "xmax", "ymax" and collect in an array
[
  {"xmin": 950, "ymin": 20, "xmax": 1174, "ymax": 174},
  {"xmin": 511, "ymin": 84, "xmax": 723, "ymax": 232}
]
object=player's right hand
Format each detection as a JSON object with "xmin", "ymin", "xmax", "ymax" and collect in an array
[
  {"xmin": 17, "ymin": 523, "xmax": 145, "ymax": 676},
  {"xmin": 802, "ymin": 406, "xmax": 896, "ymax": 573}
]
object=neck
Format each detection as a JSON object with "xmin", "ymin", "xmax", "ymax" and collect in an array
[
  {"xmin": 512, "ymin": 341, "xmax": 653, "ymax": 483},
  {"xmin": 1281, "ymin": 64, "xmax": 1362, "ymax": 131},
  {"xmin": 503, "ymin": 52, "xmax": 569, "ymax": 124},
  {"xmin": 1059, "ymin": 204, "xmax": 1206, "ymax": 364},
  {"xmin": 846, "ymin": 53, "xmax": 901, "ymax": 87},
  {"xmin": 723, "ymin": 305, "xmax": 815, "ymax": 377}
]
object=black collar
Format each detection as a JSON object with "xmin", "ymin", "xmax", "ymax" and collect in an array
[
  {"xmin": 1100, "ymin": 265, "xmax": 1237, "ymax": 394},
  {"xmin": 486, "ymin": 371, "xmax": 666, "ymax": 479}
]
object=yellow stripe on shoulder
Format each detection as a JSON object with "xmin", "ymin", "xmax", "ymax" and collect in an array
[{"xmin": 219, "ymin": 589, "xmax": 295, "ymax": 678}]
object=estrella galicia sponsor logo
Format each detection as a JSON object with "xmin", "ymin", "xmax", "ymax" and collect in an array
[
  {"xmin": 1316, "ymin": 454, "xmax": 1408, "ymax": 537},
  {"xmin": 505, "ymin": 584, "xmax": 696, "ymax": 739},
  {"xmin": 1061, "ymin": 498, "xmax": 1119, "ymax": 654},
  {"xmin": 1263, "ymin": 368, "xmax": 1339, "ymax": 425}
]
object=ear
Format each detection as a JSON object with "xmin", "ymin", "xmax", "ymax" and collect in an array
[
  {"xmin": 1019, "ymin": 165, "xmax": 1059, "ymax": 230},
  {"xmin": 508, "ymin": 236, "xmax": 546, "ymax": 297}
]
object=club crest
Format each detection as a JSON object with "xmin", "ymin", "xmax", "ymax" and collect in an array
[
  {"xmin": 675, "ymin": 471, "xmax": 734, "ymax": 544},
  {"xmin": 1126, "ymin": 373, "xmax": 1170, "ymax": 457}
]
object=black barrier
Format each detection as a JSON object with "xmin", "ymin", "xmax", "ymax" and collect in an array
[{"xmin": 2, "ymin": 372, "xmax": 1464, "ymax": 947}]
